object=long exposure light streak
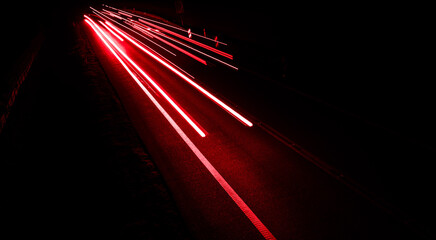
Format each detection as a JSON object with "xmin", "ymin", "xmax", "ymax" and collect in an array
[
  {"xmin": 92, "ymin": 7, "xmax": 176, "ymax": 56},
  {"xmin": 128, "ymin": 19, "xmax": 238, "ymax": 70},
  {"xmin": 137, "ymin": 18, "xmax": 233, "ymax": 59},
  {"xmin": 105, "ymin": 21, "xmax": 252, "ymax": 127},
  {"xmin": 99, "ymin": 21, "xmax": 123, "ymax": 41},
  {"xmin": 95, "ymin": 6, "xmax": 237, "ymax": 70},
  {"xmin": 102, "ymin": 5, "xmax": 233, "ymax": 59},
  {"xmin": 92, "ymin": 9, "xmax": 196, "ymax": 79},
  {"xmin": 85, "ymin": 16, "xmax": 275, "ymax": 239},
  {"xmin": 129, "ymin": 22, "xmax": 208, "ymax": 65},
  {"xmin": 85, "ymin": 15, "xmax": 206, "ymax": 137},
  {"xmin": 91, "ymin": 7, "xmax": 251, "ymax": 127},
  {"xmin": 104, "ymin": 4, "xmax": 229, "ymax": 46}
]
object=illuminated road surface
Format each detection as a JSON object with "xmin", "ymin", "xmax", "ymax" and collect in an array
[{"xmin": 82, "ymin": 6, "xmax": 422, "ymax": 240}]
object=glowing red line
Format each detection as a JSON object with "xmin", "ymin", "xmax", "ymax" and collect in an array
[
  {"xmin": 95, "ymin": 9, "xmax": 245, "ymax": 125},
  {"xmin": 99, "ymin": 21, "xmax": 123, "ymax": 41},
  {"xmin": 129, "ymin": 19, "xmax": 238, "ymax": 70},
  {"xmin": 93, "ymin": 9, "xmax": 179, "ymax": 56},
  {"xmin": 137, "ymin": 18, "xmax": 233, "ymax": 60},
  {"xmin": 106, "ymin": 21, "xmax": 252, "ymax": 127},
  {"xmin": 86, "ymin": 16, "xmax": 275, "ymax": 239},
  {"xmin": 97, "ymin": 8, "xmax": 235, "ymax": 69},
  {"xmin": 95, "ymin": 14, "xmax": 195, "ymax": 78},
  {"xmin": 130, "ymin": 24, "xmax": 155, "ymax": 38},
  {"xmin": 131, "ymin": 23, "xmax": 207, "ymax": 65},
  {"xmin": 101, "ymin": 9, "xmax": 123, "ymax": 20},
  {"xmin": 86, "ymin": 16, "xmax": 206, "ymax": 137},
  {"xmin": 105, "ymin": 5, "xmax": 228, "ymax": 46},
  {"xmin": 118, "ymin": 11, "xmax": 132, "ymax": 18}
]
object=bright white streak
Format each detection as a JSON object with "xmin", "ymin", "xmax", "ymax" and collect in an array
[
  {"xmin": 86, "ymin": 15, "xmax": 206, "ymax": 137},
  {"xmin": 86, "ymin": 17, "xmax": 274, "ymax": 239},
  {"xmin": 104, "ymin": 4, "xmax": 228, "ymax": 45}
]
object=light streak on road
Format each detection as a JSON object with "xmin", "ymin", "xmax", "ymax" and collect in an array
[
  {"xmin": 99, "ymin": 21, "xmax": 123, "ymax": 41},
  {"xmin": 137, "ymin": 18, "xmax": 233, "ymax": 59},
  {"xmin": 118, "ymin": 10, "xmax": 132, "ymax": 18},
  {"xmin": 85, "ymin": 16, "xmax": 275, "ymax": 239},
  {"xmin": 102, "ymin": 5, "xmax": 233, "ymax": 58},
  {"xmin": 129, "ymin": 22, "xmax": 208, "ymax": 65},
  {"xmin": 130, "ymin": 23, "xmax": 156, "ymax": 38},
  {"xmin": 105, "ymin": 19, "xmax": 251, "ymax": 127},
  {"xmin": 104, "ymin": 4, "xmax": 229, "ymax": 46},
  {"xmin": 93, "ymin": 9, "xmax": 196, "ymax": 79},
  {"xmin": 95, "ymin": 6, "xmax": 237, "ymax": 70},
  {"xmin": 85, "ymin": 15, "xmax": 207, "ymax": 137},
  {"xmin": 92, "ymin": 6, "xmax": 251, "ymax": 126},
  {"xmin": 128, "ymin": 19, "xmax": 239, "ymax": 70},
  {"xmin": 92, "ymin": 7, "xmax": 177, "ymax": 56},
  {"xmin": 101, "ymin": 9, "xmax": 123, "ymax": 20}
]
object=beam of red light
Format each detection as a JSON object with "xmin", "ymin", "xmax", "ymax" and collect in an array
[
  {"xmin": 118, "ymin": 10, "xmax": 133, "ymax": 18},
  {"xmin": 101, "ymin": 9, "xmax": 123, "ymax": 20},
  {"xmin": 94, "ymin": 8, "xmax": 247, "ymax": 126},
  {"xmin": 86, "ymin": 15, "xmax": 206, "ymax": 137},
  {"xmin": 104, "ymin": 4, "xmax": 229, "ymax": 46},
  {"xmin": 94, "ymin": 7, "xmax": 236, "ymax": 70},
  {"xmin": 137, "ymin": 18, "xmax": 233, "ymax": 60},
  {"xmin": 93, "ymin": 8, "xmax": 198, "ymax": 80},
  {"xmin": 92, "ymin": 8, "xmax": 180, "ymax": 57},
  {"xmin": 126, "ymin": 19, "xmax": 238, "ymax": 70},
  {"xmin": 105, "ymin": 21, "xmax": 252, "ymax": 127},
  {"xmin": 130, "ymin": 22, "xmax": 207, "ymax": 65},
  {"xmin": 86, "ymin": 14, "xmax": 275, "ymax": 240},
  {"xmin": 130, "ymin": 23, "xmax": 155, "ymax": 38},
  {"xmin": 99, "ymin": 21, "xmax": 123, "ymax": 41},
  {"xmin": 127, "ymin": 19, "xmax": 238, "ymax": 70}
]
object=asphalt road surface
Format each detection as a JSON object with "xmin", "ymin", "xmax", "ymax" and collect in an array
[{"xmin": 80, "ymin": 6, "xmax": 433, "ymax": 240}]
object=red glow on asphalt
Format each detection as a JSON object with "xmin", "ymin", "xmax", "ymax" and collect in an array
[
  {"xmin": 86, "ymin": 16, "xmax": 206, "ymax": 137},
  {"xmin": 85, "ymin": 13, "xmax": 274, "ymax": 240}
]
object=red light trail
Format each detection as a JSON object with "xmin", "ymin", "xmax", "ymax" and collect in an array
[
  {"xmin": 128, "ymin": 21, "xmax": 208, "ymax": 65},
  {"xmin": 137, "ymin": 18, "xmax": 233, "ymax": 60},
  {"xmin": 93, "ymin": 7, "xmax": 239, "ymax": 70},
  {"xmin": 101, "ymin": 17, "xmax": 251, "ymax": 126},
  {"xmin": 85, "ymin": 15, "xmax": 206, "ymax": 137},
  {"xmin": 99, "ymin": 21, "xmax": 123, "ymax": 41},
  {"xmin": 81, "ymin": 5, "xmax": 430, "ymax": 240},
  {"xmin": 84, "ymin": 13, "xmax": 275, "ymax": 239},
  {"xmin": 104, "ymin": 4, "xmax": 229, "ymax": 46}
]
